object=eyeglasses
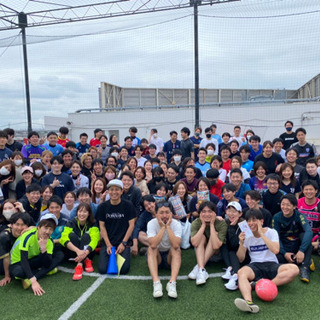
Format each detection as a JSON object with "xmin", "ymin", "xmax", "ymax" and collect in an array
[{"xmin": 267, "ymin": 182, "xmax": 278, "ymax": 186}]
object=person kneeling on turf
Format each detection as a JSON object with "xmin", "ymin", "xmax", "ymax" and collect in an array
[
  {"xmin": 9, "ymin": 213, "xmax": 58, "ymax": 296},
  {"xmin": 188, "ymin": 201, "xmax": 227, "ymax": 285},
  {"xmin": 147, "ymin": 201, "xmax": 182, "ymax": 299},
  {"xmin": 60, "ymin": 203, "xmax": 100, "ymax": 280},
  {"xmin": 234, "ymin": 209, "xmax": 299, "ymax": 313}
]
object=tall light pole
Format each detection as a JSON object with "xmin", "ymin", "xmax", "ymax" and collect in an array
[
  {"xmin": 19, "ymin": 12, "xmax": 32, "ymax": 133},
  {"xmin": 192, "ymin": 0, "xmax": 201, "ymax": 128}
]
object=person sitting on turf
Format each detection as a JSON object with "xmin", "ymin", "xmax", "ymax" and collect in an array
[
  {"xmin": 272, "ymin": 194, "xmax": 313, "ymax": 283},
  {"xmin": 97, "ymin": 179, "xmax": 136, "ymax": 275},
  {"xmin": 131, "ymin": 195, "xmax": 157, "ymax": 256},
  {"xmin": 60, "ymin": 203, "xmax": 100, "ymax": 280},
  {"xmin": 147, "ymin": 201, "xmax": 182, "ymax": 299},
  {"xmin": 9, "ymin": 213, "xmax": 59, "ymax": 296},
  {"xmin": 234, "ymin": 209, "xmax": 299, "ymax": 314},
  {"xmin": 188, "ymin": 201, "xmax": 227, "ymax": 285},
  {"xmin": 0, "ymin": 212, "xmax": 31, "ymax": 286},
  {"xmin": 220, "ymin": 202, "xmax": 248, "ymax": 291}
]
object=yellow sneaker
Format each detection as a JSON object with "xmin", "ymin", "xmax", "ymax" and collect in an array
[
  {"xmin": 47, "ymin": 267, "xmax": 58, "ymax": 276},
  {"xmin": 310, "ymin": 259, "xmax": 315, "ymax": 272},
  {"xmin": 22, "ymin": 279, "xmax": 32, "ymax": 290}
]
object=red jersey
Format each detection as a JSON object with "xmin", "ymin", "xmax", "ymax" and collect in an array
[
  {"xmin": 89, "ymin": 138, "xmax": 101, "ymax": 147},
  {"xmin": 210, "ymin": 179, "xmax": 225, "ymax": 199},
  {"xmin": 297, "ymin": 197, "xmax": 320, "ymax": 234},
  {"xmin": 57, "ymin": 136, "xmax": 69, "ymax": 148},
  {"xmin": 222, "ymin": 159, "xmax": 231, "ymax": 174}
]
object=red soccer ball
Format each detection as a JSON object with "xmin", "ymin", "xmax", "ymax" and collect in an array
[{"xmin": 255, "ymin": 279, "xmax": 278, "ymax": 302}]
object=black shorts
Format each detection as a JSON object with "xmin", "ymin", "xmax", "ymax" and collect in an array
[
  {"xmin": 145, "ymin": 249, "xmax": 171, "ymax": 270},
  {"xmin": 159, "ymin": 250, "xmax": 171, "ymax": 270},
  {"xmin": 248, "ymin": 262, "xmax": 280, "ymax": 281}
]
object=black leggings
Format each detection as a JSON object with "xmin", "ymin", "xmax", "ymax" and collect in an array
[
  {"xmin": 63, "ymin": 233, "xmax": 95, "ymax": 261},
  {"xmin": 276, "ymin": 233, "xmax": 313, "ymax": 267},
  {"xmin": 10, "ymin": 245, "xmax": 64, "ymax": 280},
  {"xmin": 220, "ymin": 244, "xmax": 250, "ymax": 273}
]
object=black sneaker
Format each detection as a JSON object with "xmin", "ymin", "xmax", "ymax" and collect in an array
[
  {"xmin": 139, "ymin": 247, "xmax": 148, "ymax": 256},
  {"xmin": 300, "ymin": 266, "xmax": 310, "ymax": 283},
  {"xmin": 249, "ymin": 281, "xmax": 256, "ymax": 290}
]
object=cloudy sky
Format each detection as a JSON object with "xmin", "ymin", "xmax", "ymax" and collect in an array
[{"xmin": 0, "ymin": 0, "xmax": 319, "ymax": 130}]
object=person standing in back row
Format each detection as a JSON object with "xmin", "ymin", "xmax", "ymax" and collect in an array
[
  {"xmin": 180, "ymin": 127, "xmax": 194, "ymax": 160},
  {"xmin": 279, "ymin": 121, "xmax": 298, "ymax": 150}
]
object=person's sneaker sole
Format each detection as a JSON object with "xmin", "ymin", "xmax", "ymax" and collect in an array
[
  {"xmin": 225, "ymin": 283, "xmax": 238, "ymax": 291},
  {"xmin": 196, "ymin": 279, "xmax": 206, "ymax": 285},
  {"xmin": 300, "ymin": 276, "xmax": 310, "ymax": 283},
  {"xmin": 234, "ymin": 298, "xmax": 259, "ymax": 313},
  {"xmin": 153, "ymin": 291, "xmax": 163, "ymax": 298},
  {"xmin": 167, "ymin": 290, "xmax": 177, "ymax": 298}
]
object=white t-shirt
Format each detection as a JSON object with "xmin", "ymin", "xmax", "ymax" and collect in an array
[
  {"xmin": 200, "ymin": 138, "xmax": 219, "ymax": 155},
  {"xmin": 150, "ymin": 137, "xmax": 164, "ymax": 154},
  {"xmin": 243, "ymin": 228, "xmax": 279, "ymax": 263},
  {"xmin": 219, "ymin": 168, "xmax": 227, "ymax": 182},
  {"xmin": 147, "ymin": 218, "xmax": 182, "ymax": 252}
]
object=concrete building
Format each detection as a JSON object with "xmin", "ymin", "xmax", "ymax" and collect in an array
[{"xmin": 44, "ymin": 80, "xmax": 320, "ymax": 149}]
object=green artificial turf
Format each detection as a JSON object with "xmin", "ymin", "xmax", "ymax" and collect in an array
[{"xmin": 1, "ymin": 251, "xmax": 320, "ymax": 320}]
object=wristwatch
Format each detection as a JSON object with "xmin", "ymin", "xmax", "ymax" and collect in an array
[{"xmin": 122, "ymin": 241, "xmax": 128, "ymax": 246}]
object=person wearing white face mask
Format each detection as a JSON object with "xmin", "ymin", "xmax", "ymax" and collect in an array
[
  {"xmin": 0, "ymin": 199, "xmax": 26, "ymax": 232},
  {"xmin": 148, "ymin": 128, "xmax": 164, "ymax": 154},
  {"xmin": 163, "ymin": 131, "xmax": 181, "ymax": 163},
  {"xmin": 0, "ymin": 160, "xmax": 15, "ymax": 202},
  {"xmin": 8, "ymin": 151, "xmax": 25, "ymax": 200},
  {"xmin": 199, "ymin": 128, "xmax": 218, "ymax": 152},
  {"xmin": 31, "ymin": 162, "xmax": 46, "ymax": 182},
  {"xmin": 205, "ymin": 143, "xmax": 216, "ymax": 163},
  {"xmin": 171, "ymin": 150, "xmax": 183, "ymax": 170}
]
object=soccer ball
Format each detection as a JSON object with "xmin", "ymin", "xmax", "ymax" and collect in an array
[{"xmin": 255, "ymin": 279, "xmax": 278, "ymax": 302}]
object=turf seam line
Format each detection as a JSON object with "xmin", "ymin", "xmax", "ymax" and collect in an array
[
  {"xmin": 58, "ymin": 276, "xmax": 105, "ymax": 320},
  {"xmin": 58, "ymin": 266, "xmax": 224, "ymax": 280}
]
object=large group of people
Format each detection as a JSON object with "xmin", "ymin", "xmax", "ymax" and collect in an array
[{"xmin": 0, "ymin": 122, "xmax": 319, "ymax": 313}]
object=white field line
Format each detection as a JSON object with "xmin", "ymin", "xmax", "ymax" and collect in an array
[
  {"xmin": 58, "ymin": 266, "xmax": 224, "ymax": 280},
  {"xmin": 58, "ymin": 276, "xmax": 105, "ymax": 320}
]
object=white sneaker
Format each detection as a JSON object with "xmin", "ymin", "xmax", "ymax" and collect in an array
[
  {"xmin": 153, "ymin": 281, "xmax": 163, "ymax": 298},
  {"xmin": 225, "ymin": 274, "xmax": 238, "ymax": 291},
  {"xmin": 166, "ymin": 281, "xmax": 177, "ymax": 298},
  {"xmin": 196, "ymin": 268, "xmax": 209, "ymax": 285},
  {"xmin": 188, "ymin": 264, "xmax": 199, "ymax": 280},
  {"xmin": 221, "ymin": 266, "xmax": 233, "ymax": 280}
]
